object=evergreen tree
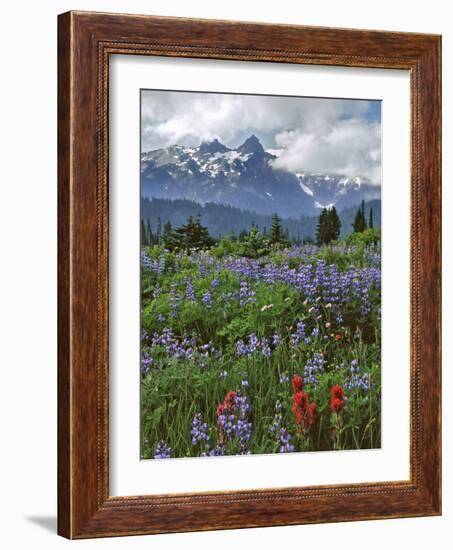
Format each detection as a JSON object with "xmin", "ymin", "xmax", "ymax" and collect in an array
[
  {"xmin": 269, "ymin": 213, "xmax": 289, "ymax": 246},
  {"xmin": 369, "ymin": 207, "xmax": 374, "ymax": 229},
  {"xmin": 146, "ymin": 220, "xmax": 153, "ymax": 246},
  {"xmin": 239, "ymin": 224, "xmax": 268, "ymax": 259},
  {"xmin": 239, "ymin": 229, "xmax": 248, "ymax": 242},
  {"xmin": 328, "ymin": 206, "xmax": 341, "ymax": 242},
  {"xmin": 156, "ymin": 217, "xmax": 162, "ymax": 246},
  {"xmin": 167, "ymin": 214, "xmax": 213, "ymax": 252},
  {"xmin": 353, "ymin": 206, "xmax": 367, "ymax": 233},
  {"xmin": 316, "ymin": 209, "xmax": 328, "ymax": 245},
  {"xmin": 316, "ymin": 207, "xmax": 342, "ymax": 245},
  {"xmin": 162, "ymin": 220, "xmax": 173, "ymax": 246}
]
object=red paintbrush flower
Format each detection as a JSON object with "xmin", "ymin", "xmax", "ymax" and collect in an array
[
  {"xmin": 335, "ymin": 334, "xmax": 342, "ymax": 341},
  {"xmin": 330, "ymin": 397, "xmax": 344, "ymax": 413},
  {"xmin": 293, "ymin": 390, "xmax": 308, "ymax": 409},
  {"xmin": 329, "ymin": 385, "xmax": 346, "ymax": 413},
  {"xmin": 330, "ymin": 384, "xmax": 345, "ymax": 401},
  {"xmin": 291, "ymin": 374, "xmax": 304, "ymax": 393},
  {"xmin": 224, "ymin": 390, "xmax": 237, "ymax": 409},
  {"xmin": 306, "ymin": 402, "xmax": 318, "ymax": 427},
  {"xmin": 291, "ymin": 404, "xmax": 304, "ymax": 426},
  {"xmin": 216, "ymin": 403, "xmax": 226, "ymax": 417}
]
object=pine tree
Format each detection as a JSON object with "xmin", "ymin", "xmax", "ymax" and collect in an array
[
  {"xmin": 239, "ymin": 229, "xmax": 248, "ymax": 242},
  {"xmin": 146, "ymin": 220, "xmax": 153, "ymax": 246},
  {"xmin": 369, "ymin": 208, "xmax": 373, "ymax": 229},
  {"xmin": 316, "ymin": 207, "xmax": 341, "ymax": 245},
  {"xmin": 269, "ymin": 213, "xmax": 289, "ymax": 246},
  {"xmin": 239, "ymin": 224, "xmax": 268, "ymax": 258},
  {"xmin": 328, "ymin": 206, "xmax": 341, "ymax": 242},
  {"xmin": 316, "ymin": 209, "xmax": 328, "ymax": 245},
  {"xmin": 156, "ymin": 217, "xmax": 162, "ymax": 246},
  {"xmin": 162, "ymin": 220, "xmax": 173, "ymax": 246},
  {"xmin": 353, "ymin": 206, "xmax": 366, "ymax": 233},
  {"xmin": 167, "ymin": 214, "xmax": 213, "ymax": 252}
]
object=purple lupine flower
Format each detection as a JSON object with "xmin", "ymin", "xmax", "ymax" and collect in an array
[
  {"xmin": 202, "ymin": 290, "xmax": 212, "ymax": 309},
  {"xmin": 273, "ymin": 333, "xmax": 283, "ymax": 347},
  {"xmin": 141, "ymin": 353, "xmax": 153, "ymax": 377},
  {"xmin": 269, "ymin": 406, "xmax": 294, "ymax": 453},
  {"xmin": 345, "ymin": 372, "xmax": 371, "ymax": 392},
  {"xmin": 141, "ymin": 249, "xmax": 152, "ymax": 270},
  {"xmin": 303, "ymin": 352, "xmax": 325, "ymax": 387},
  {"xmin": 169, "ymin": 282, "xmax": 181, "ymax": 318},
  {"xmin": 203, "ymin": 445, "xmax": 226, "ymax": 457},
  {"xmin": 278, "ymin": 428, "xmax": 295, "ymax": 453},
  {"xmin": 191, "ymin": 413, "xmax": 210, "ymax": 446},
  {"xmin": 248, "ymin": 333, "xmax": 259, "ymax": 354},
  {"xmin": 154, "ymin": 440, "xmax": 172, "ymax": 459},
  {"xmin": 216, "ymin": 392, "xmax": 253, "ymax": 454},
  {"xmin": 152, "ymin": 284, "xmax": 162, "ymax": 299},
  {"xmin": 235, "ymin": 339, "xmax": 248, "ymax": 357},
  {"xmin": 261, "ymin": 337, "xmax": 271, "ymax": 358},
  {"xmin": 184, "ymin": 277, "xmax": 196, "ymax": 302},
  {"xmin": 239, "ymin": 281, "xmax": 256, "ymax": 306},
  {"xmin": 291, "ymin": 321, "xmax": 306, "ymax": 348}
]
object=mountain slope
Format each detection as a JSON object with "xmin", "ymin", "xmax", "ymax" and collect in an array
[
  {"xmin": 295, "ymin": 173, "xmax": 380, "ymax": 211},
  {"xmin": 141, "ymin": 135, "xmax": 380, "ymax": 217}
]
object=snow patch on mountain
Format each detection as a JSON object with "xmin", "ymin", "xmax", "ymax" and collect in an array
[{"xmin": 141, "ymin": 135, "xmax": 380, "ymax": 217}]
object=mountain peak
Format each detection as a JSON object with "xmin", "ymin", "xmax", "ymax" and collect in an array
[
  {"xmin": 238, "ymin": 134, "xmax": 264, "ymax": 155},
  {"xmin": 199, "ymin": 138, "xmax": 228, "ymax": 155}
]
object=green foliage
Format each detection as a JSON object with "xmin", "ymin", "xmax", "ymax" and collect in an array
[
  {"xmin": 140, "ymin": 223, "xmax": 381, "ymax": 459},
  {"xmin": 237, "ymin": 225, "xmax": 269, "ymax": 258},
  {"xmin": 345, "ymin": 227, "xmax": 381, "ymax": 247}
]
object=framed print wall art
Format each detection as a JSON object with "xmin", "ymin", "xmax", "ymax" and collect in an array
[{"xmin": 57, "ymin": 11, "xmax": 442, "ymax": 538}]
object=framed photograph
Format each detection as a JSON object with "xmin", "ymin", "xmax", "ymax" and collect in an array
[{"xmin": 58, "ymin": 11, "xmax": 441, "ymax": 538}]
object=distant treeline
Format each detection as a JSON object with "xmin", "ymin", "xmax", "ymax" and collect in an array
[{"xmin": 141, "ymin": 196, "xmax": 381, "ymax": 242}]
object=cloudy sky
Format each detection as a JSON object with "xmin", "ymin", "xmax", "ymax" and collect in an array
[{"xmin": 141, "ymin": 90, "xmax": 381, "ymax": 185}]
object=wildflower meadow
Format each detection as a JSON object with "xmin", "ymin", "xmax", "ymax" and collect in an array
[{"xmin": 140, "ymin": 221, "xmax": 381, "ymax": 459}]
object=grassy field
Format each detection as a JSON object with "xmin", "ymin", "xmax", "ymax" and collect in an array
[{"xmin": 140, "ymin": 229, "xmax": 381, "ymax": 459}]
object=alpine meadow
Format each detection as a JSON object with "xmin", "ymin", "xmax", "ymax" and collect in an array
[{"xmin": 140, "ymin": 90, "xmax": 382, "ymax": 459}]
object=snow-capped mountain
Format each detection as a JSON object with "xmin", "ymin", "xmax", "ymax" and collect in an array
[
  {"xmin": 141, "ymin": 135, "xmax": 380, "ymax": 218},
  {"xmin": 295, "ymin": 173, "xmax": 380, "ymax": 212}
]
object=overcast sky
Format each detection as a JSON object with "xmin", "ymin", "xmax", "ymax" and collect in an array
[{"xmin": 141, "ymin": 90, "xmax": 381, "ymax": 185}]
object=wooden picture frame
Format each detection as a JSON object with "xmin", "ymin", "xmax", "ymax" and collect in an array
[{"xmin": 58, "ymin": 10, "xmax": 441, "ymax": 539}]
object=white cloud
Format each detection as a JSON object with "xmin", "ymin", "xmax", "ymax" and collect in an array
[
  {"xmin": 272, "ymin": 119, "xmax": 381, "ymax": 184},
  {"xmin": 141, "ymin": 90, "xmax": 381, "ymax": 184}
]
